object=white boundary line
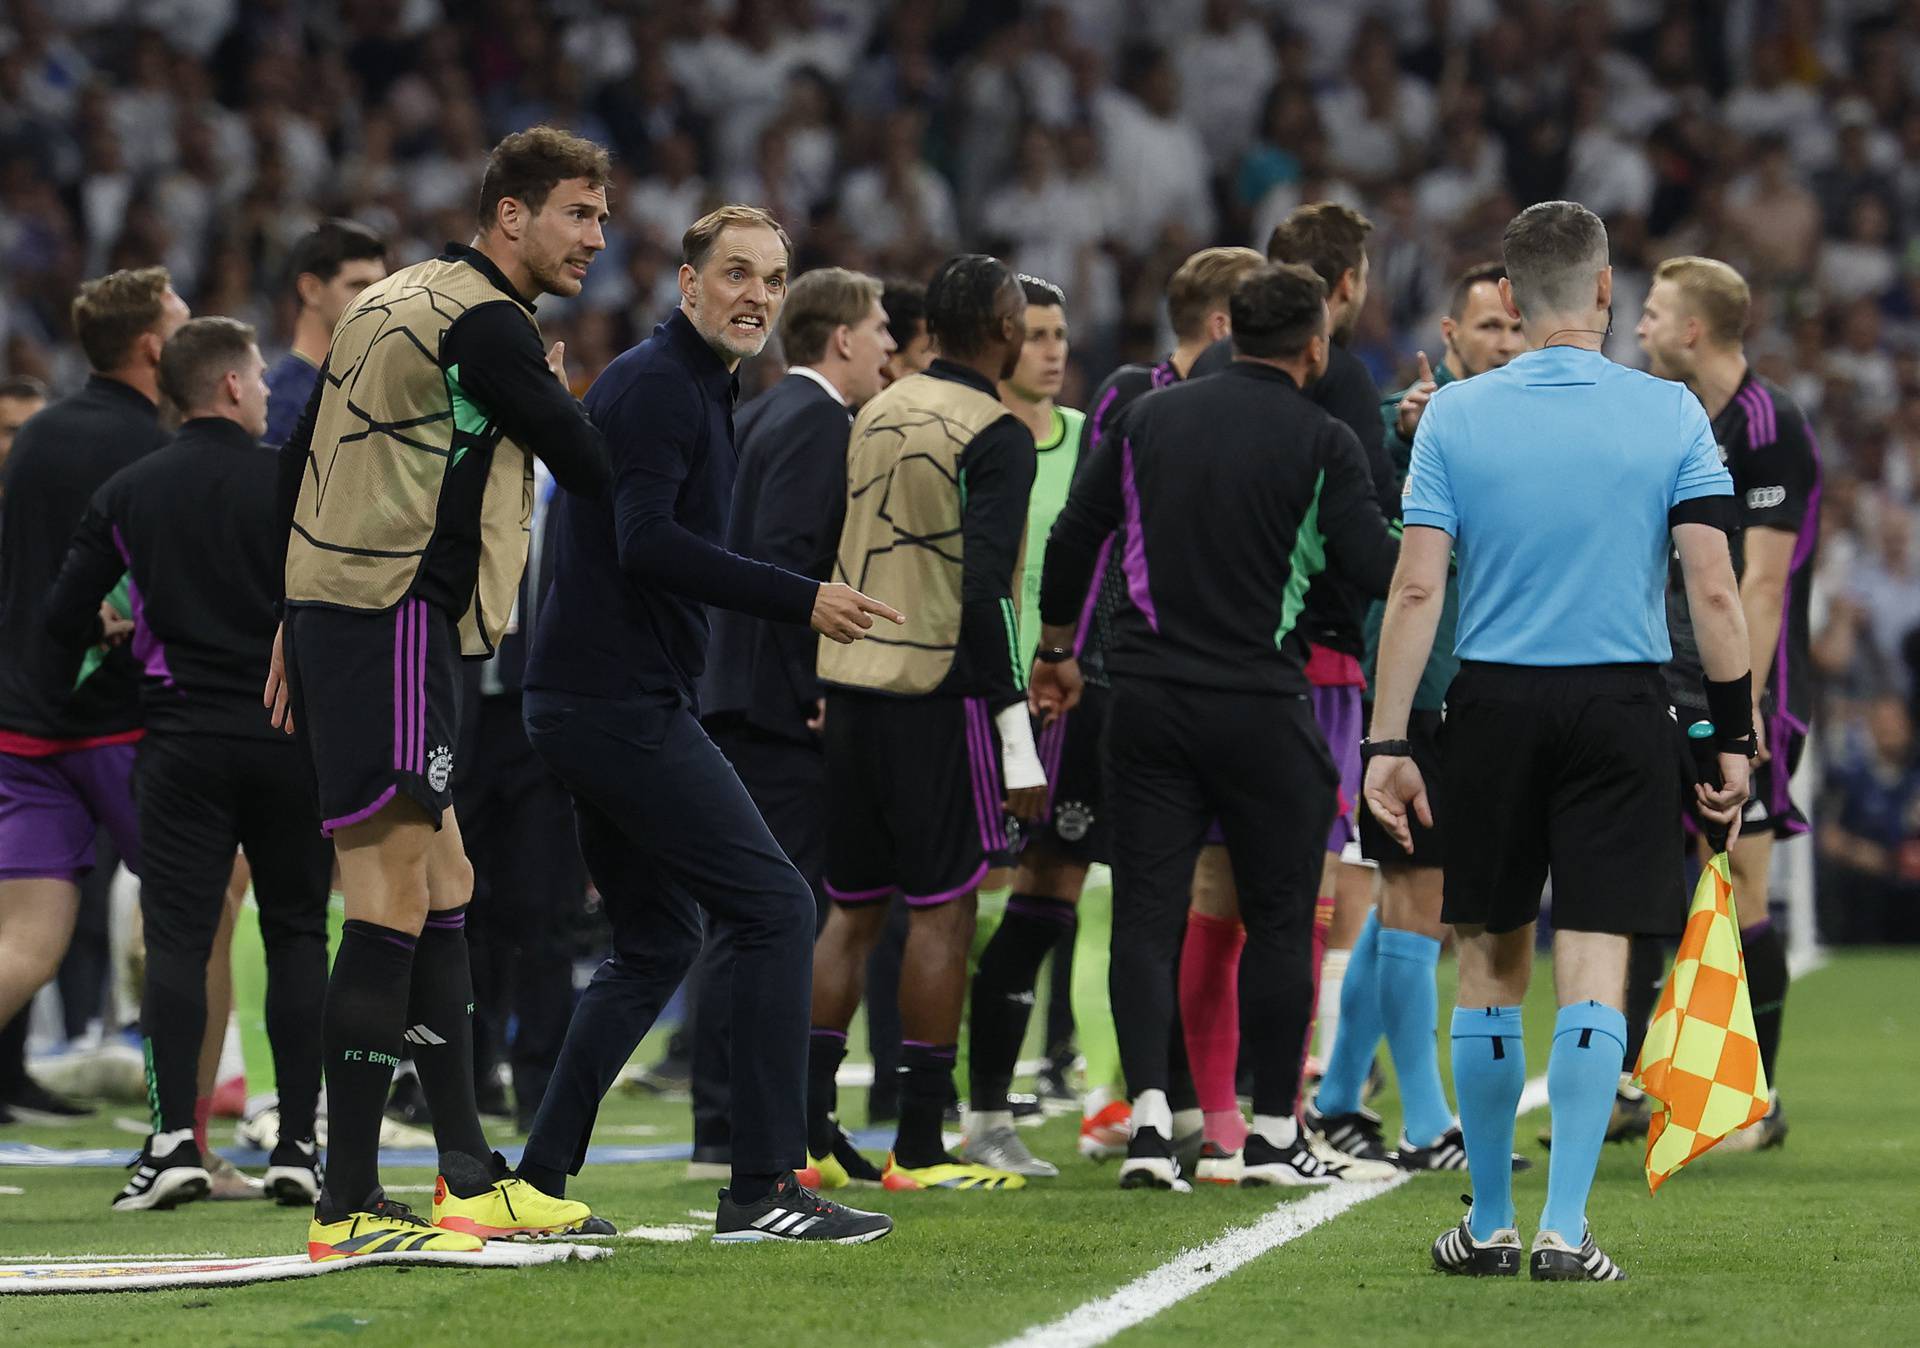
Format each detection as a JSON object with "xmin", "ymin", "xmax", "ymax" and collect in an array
[
  {"xmin": 995, "ymin": 1069, "xmax": 1554, "ymax": 1348},
  {"xmin": 992, "ymin": 1176, "xmax": 1409, "ymax": 1348}
]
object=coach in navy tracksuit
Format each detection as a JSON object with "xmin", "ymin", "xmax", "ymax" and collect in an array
[
  {"xmin": 683, "ymin": 267, "xmax": 894, "ymax": 1167},
  {"xmin": 513, "ymin": 206, "xmax": 897, "ymax": 1243}
]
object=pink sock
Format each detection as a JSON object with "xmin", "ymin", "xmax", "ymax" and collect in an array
[
  {"xmin": 193, "ymin": 1096, "xmax": 211, "ymax": 1154},
  {"xmin": 1297, "ymin": 893, "xmax": 1336, "ymax": 1111},
  {"xmin": 1179, "ymin": 911, "xmax": 1246, "ymax": 1143}
]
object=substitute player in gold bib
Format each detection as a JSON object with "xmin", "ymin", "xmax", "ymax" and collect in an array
[{"xmin": 268, "ymin": 128, "xmax": 615, "ymax": 1259}]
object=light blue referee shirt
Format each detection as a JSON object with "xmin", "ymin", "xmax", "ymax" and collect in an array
[{"xmin": 1402, "ymin": 345, "xmax": 1732, "ymax": 666}]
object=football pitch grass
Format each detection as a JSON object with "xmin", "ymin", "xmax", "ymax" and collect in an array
[{"xmin": 3, "ymin": 950, "xmax": 1914, "ymax": 1347}]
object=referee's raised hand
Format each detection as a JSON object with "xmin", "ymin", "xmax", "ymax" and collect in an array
[
  {"xmin": 1363, "ymin": 752, "xmax": 1433, "ymax": 855},
  {"xmin": 811, "ymin": 582, "xmax": 905, "ymax": 643}
]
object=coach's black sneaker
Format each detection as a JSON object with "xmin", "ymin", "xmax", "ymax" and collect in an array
[
  {"xmin": 6, "ymin": 1076, "xmax": 95, "ymax": 1122},
  {"xmin": 1304, "ymin": 1101, "xmax": 1395, "ymax": 1165},
  {"xmin": 1240, "ymin": 1132, "xmax": 1335, "ymax": 1187},
  {"xmin": 1530, "ymin": 1226, "xmax": 1626, "ymax": 1281},
  {"xmin": 713, "ymin": 1174, "xmax": 892, "ymax": 1244},
  {"xmin": 112, "ymin": 1130, "xmax": 211, "ymax": 1211},
  {"xmin": 1118, "ymin": 1126, "xmax": 1191, "ymax": 1192},
  {"xmin": 265, "ymin": 1137, "xmax": 324, "ymax": 1206},
  {"xmin": 1432, "ymin": 1199, "xmax": 1521, "ymax": 1277}
]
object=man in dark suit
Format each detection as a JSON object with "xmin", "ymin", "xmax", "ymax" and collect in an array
[
  {"xmin": 453, "ymin": 472, "xmax": 584, "ymax": 1133},
  {"xmin": 681, "ymin": 267, "xmax": 896, "ymax": 1177}
]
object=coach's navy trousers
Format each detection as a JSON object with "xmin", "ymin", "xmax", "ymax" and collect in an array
[{"xmin": 519, "ymin": 687, "xmax": 815, "ymax": 1180}]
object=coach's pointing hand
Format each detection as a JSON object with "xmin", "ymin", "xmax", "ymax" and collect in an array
[
  {"xmin": 812, "ymin": 582, "xmax": 905, "ymax": 643},
  {"xmin": 1363, "ymin": 752, "xmax": 1432, "ymax": 855},
  {"xmin": 1397, "ymin": 351, "xmax": 1437, "ymax": 441}
]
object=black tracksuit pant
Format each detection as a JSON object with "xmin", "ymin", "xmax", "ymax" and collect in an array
[
  {"xmin": 455, "ymin": 686, "xmax": 580, "ymax": 1122},
  {"xmin": 135, "ymin": 733, "xmax": 331, "ymax": 1139},
  {"xmin": 1106, "ymin": 678, "xmax": 1333, "ymax": 1118},
  {"xmin": 521, "ymin": 689, "xmax": 815, "ymax": 1179},
  {"xmin": 685, "ymin": 715, "xmax": 828, "ymax": 1154}
]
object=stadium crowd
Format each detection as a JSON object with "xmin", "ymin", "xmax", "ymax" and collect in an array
[{"xmin": 4, "ymin": 1, "xmax": 1920, "ymax": 940}]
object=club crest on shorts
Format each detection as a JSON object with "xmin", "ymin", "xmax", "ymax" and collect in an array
[
  {"xmin": 1053, "ymin": 800, "xmax": 1093, "ymax": 842},
  {"xmin": 427, "ymin": 744, "xmax": 454, "ymax": 792}
]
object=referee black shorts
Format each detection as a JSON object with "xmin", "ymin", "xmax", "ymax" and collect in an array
[
  {"xmin": 1441, "ymin": 661, "xmax": 1687, "ymax": 937},
  {"xmin": 1358, "ymin": 706, "xmax": 1444, "ymax": 869}
]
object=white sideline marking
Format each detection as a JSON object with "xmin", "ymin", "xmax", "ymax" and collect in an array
[
  {"xmin": 997, "ymin": 1069, "xmax": 1552, "ymax": 1348},
  {"xmin": 621, "ymin": 1224, "xmax": 701, "ymax": 1242},
  {"xmin": 1517, "ymin": 1073, "xmax": 1551, "ymax": 1117},
  {"xmin": 993, "ymin": 1177, "xmax": 1409, "ymax": 1348},
  {"xmin": 0, "ymin": 1187, "xmax": 22, "ymax": 1196}
]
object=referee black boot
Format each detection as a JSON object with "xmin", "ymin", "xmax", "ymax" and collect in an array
[
  {"xmin": 1530, "ymin": 1226, "xmax": 1627, "ymax": 1281},
  {"xmin": 1431, "ymin": 1198, "xmax": 1521, "ymax": 1277}
]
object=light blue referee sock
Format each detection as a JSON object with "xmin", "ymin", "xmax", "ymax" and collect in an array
[
  {"xmin": 1377, "ymin": 928, "xmax": 1453, "ymax": 1148},
  {"xmin": 1450, "ymin": 1005, "xmax": 1525, "ymax": 1241},
  {"xmin": 1540, "ymin": 1000, "xmax": 1628, "ymax": 1242},
  {"xmin": 1311, "ymin": 908, "xmax": 1382, "ymax": 1116}
]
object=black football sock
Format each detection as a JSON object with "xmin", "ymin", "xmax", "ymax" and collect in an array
[
  {"xmin": 1622, "ymin": 936, "xmax": 1665, "ymax": 1070},
  {"xmin": 0, "ymin": 1008, "xmax": 28, "ymax": 1099},
  {"xmin": 807, "ymin": 1028, "xmax": 847, "ymax": 1158},
  {"xmin": 969, "ymin": 895, "xmax": 1074, "ymax": 1112},
  {"xmin": 894, "ymin": 1042, "xmax": 957, "ymax": 1169},
  {"xmin": 319, "ymin": 920, "xmax": 414, "ymax": 1216},
  {"xmin": 405, "ymin": 906, "xmax": 493, "ymax": 1182},
  {"xmin": 1742, "ymin": 920, "xmax": 1789, "ymax": 1083},
  {"xmin": 264, "ymin": 926, "xmax": 327, "ymax": 1145}
]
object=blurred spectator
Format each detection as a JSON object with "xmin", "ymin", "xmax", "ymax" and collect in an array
[
  {"xmin": 0, "ymin": 0, "xmax": 1912, "ymax": 813},
  {"xmin": 1818, "ymin": 696, "xmax": 1920, "ymax": 943}
]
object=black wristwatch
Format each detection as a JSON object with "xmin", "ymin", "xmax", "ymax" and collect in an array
[
  {"xmin": 1360, "ymin": 737, "xmax": 1413, "ymax": 761},
  {"xmin": 1035, "ymin": 646, "xmax": 1075, "ymax": 664}
]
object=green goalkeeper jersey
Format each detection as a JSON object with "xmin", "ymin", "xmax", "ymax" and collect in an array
[{"xmin": 1017, "ymin": 404, "xmax": 1086, "ymax": 669}]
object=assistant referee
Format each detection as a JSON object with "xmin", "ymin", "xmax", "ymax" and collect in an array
[{"xmin": 1366, "ymin": 201, "xmax": 1752, "ymax": 1283}]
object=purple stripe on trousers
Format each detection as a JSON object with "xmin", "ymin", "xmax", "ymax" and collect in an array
[
  {"xmin": 962, "ymin": 699, "xmax": 997, "ymax": 853},
  {"xmin": 324, "ymin": 784, "xmax": 398, "ymax": 836},
  {"xmin": 1120, "ymin": 437, "xmax": 1159, "ymax": 632},
  {"xmin": 1040, "ymin": 713, "xmax": 1068, "ymax": 816},
  {"xmin": 903, "ymin": 859, "xmax": 990, "ymax": 908},
  {"xmin": 413, "ymin": 599, "xmax": 427, "ymax": 774},
  {"xmin": 974, "ymin": 700, "xmax": 1008, "ymax": 851},
  {"xmin": 392, "ymin": 603, "xmax": 407, "ymax": 771}
]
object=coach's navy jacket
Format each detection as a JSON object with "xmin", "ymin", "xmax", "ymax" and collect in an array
[
  {"xmin": 1040, "ymin": 360, "xmax": 1397, "ymax": 697},
  {"xmin": 698, "ymin": 370, "xmax": 851, "ymax": 742},
  {"xmin": 527, "ymin": 310, "xmax": 819, "ymax": 706}
]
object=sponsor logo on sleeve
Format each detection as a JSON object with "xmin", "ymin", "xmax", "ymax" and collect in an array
[{"xmin": 1746, "ymin": 485, "xmax": 1786, "ymax": 510}]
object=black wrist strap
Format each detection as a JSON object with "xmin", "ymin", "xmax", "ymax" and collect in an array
[
  {"xmin": 1702, "ymin": 672, "xmax": 1755, "ymax": 753},
  {"xmin": 1035, "ymin": 646, "xmax": 1074, "ymax": 664},
  {"xmin": 1361, "ymin": 737, "xmax": 1412, "ymax": 761}
]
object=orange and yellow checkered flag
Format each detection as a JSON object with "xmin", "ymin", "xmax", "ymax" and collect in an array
[{"xmin": 1632, "ymin": 853, "xmax": 1771, "ymax": 1192}]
